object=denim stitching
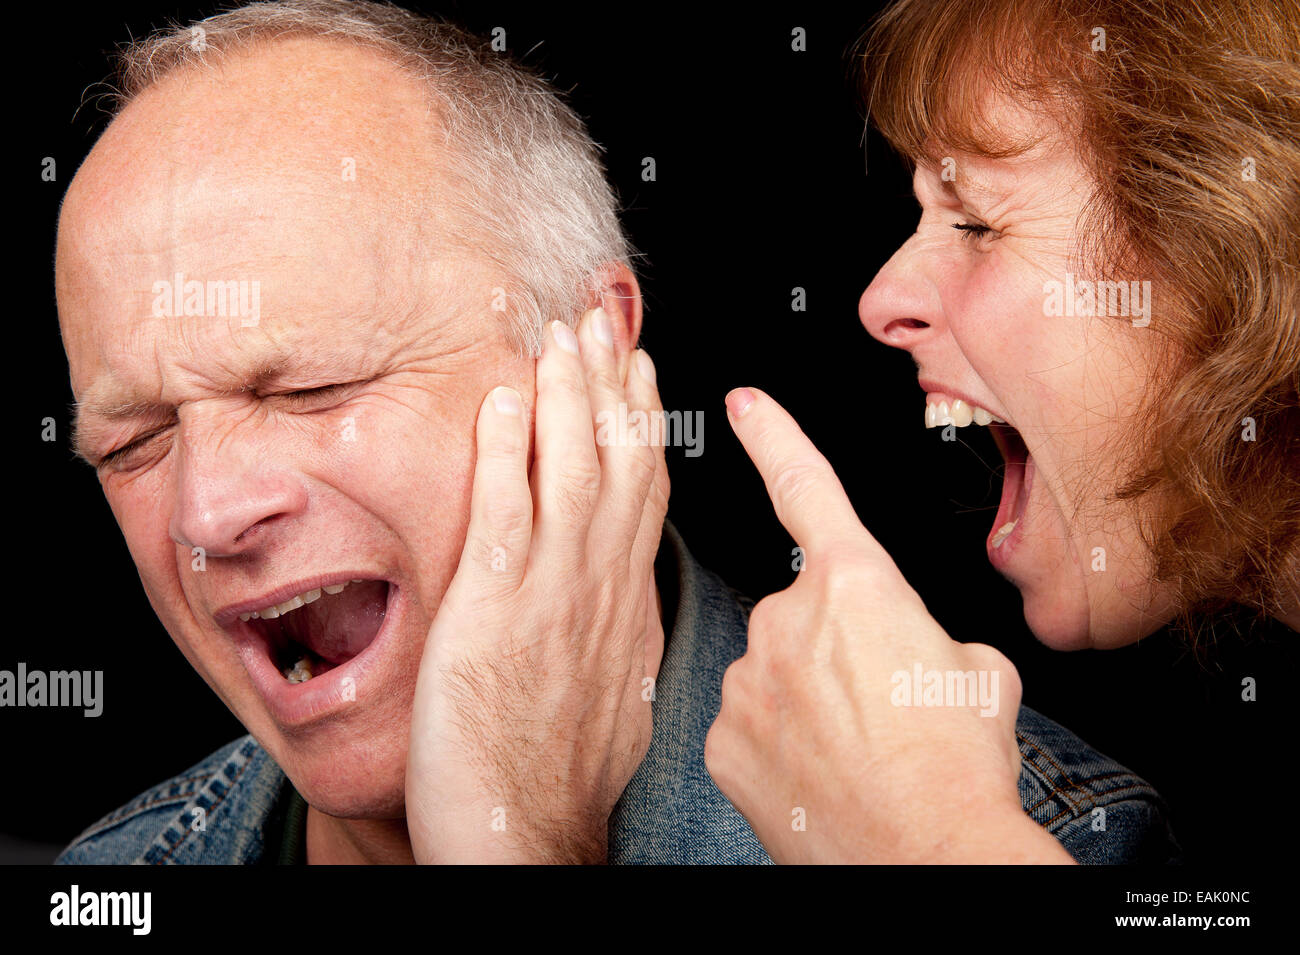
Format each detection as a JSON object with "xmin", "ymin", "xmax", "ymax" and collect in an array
[
  {"xmin": 1023, "ymin": 770, "xmax": 1141, "ymax": 815},
  {"xmin": 71, "ymin": 772, "xmax": 215, "ymax": 842},
  {"xmin": 1040, "ymin": 783, "xmax": 1156, "ymax": 829},
  {"xmin": 147, "ymin": 741, "xmax": 259, "ymax": 864},
  {"xmin": 1016, "ymin": 731, "xmax": 1126, "ymax": 811}
]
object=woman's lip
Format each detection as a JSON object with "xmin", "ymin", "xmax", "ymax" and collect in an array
[{"xmin": 233, "ymin": 582, "xmax": 403, "ymax": 728}]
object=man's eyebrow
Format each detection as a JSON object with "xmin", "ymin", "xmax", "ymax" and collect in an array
[
  {"xmin": 68, "ymin": 354, "xmax": 371, "ymax": 464},
  {"xmin": 70, "ymin": 396, "xmax": 176, "ymax": 465}
]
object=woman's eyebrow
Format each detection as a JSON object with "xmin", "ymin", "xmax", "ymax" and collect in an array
[
  {"xmin": 944, "ymin": 171, "xmax": 1004, "ymax": 205},
  {"xmin": 913, "ymin": 161, "xmax": 1007, "ymax": 209}
]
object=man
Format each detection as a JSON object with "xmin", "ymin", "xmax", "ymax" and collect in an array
[{"xmin": 54, "ymin": 0, "xmax": 1176, "ymax": 864}]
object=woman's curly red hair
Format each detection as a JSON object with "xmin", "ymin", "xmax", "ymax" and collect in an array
[{"xmin": 860, "ymin": 0, "xmax": 1300, "ymax": 630}]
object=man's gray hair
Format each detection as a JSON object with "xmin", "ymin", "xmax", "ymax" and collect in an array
[{"xmin": 110, "ymin": 0, "xmax": 632, "ymax": 356}]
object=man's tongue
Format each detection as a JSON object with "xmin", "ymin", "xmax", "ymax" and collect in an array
[{"xmin": 282, "ymin": 579, "xmax": 387, "ymax": 664}]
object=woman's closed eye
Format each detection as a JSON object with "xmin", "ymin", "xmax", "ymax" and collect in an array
[{"xmin": 953, "ymin": 221, "xmax": 994, "ymax": 242}]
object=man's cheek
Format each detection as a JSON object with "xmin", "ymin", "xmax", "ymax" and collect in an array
[
  {"xmin": 410, "ymin": 459, "xmax": 477, "ymax": 620},
  {"xmin": 108, "ymin": 497, "xmax": 180, "ymax": 611},
  {"xmin": 371, "ymin": 419, "xmax": 477, "ymax": 612}
]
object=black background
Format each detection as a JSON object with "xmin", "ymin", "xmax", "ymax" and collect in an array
[{"xmin": 8, "ymin": 0, "xmax": 1295, "ymax": 866}]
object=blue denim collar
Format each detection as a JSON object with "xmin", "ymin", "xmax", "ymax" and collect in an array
[{"xmin": 608, "ymin": 521, "xmax": 772, "ymax": 863}]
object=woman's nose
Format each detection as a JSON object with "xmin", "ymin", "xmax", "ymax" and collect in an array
[{"xmin": 858, "ymin": 239, "xmax": 945, "ymax": 353}]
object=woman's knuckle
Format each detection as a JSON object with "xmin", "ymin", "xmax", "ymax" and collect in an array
[{"xmin": 770, "ymin": 460, "xmax": 827, "ymax": 512}]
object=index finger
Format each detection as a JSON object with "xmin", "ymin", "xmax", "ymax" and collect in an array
[{"xmin": 725, "ymin": 387, "xmax": 868, "ymax": 554}]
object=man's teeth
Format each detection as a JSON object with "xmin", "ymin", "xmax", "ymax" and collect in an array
[
  {"xmin": 239, "ymin": 578, "xmax": 364, "ymax": 622},
  {"xmin": 924, "ymin": 398, "xmax": 1005, "ymax": 429},
  {"xmin": 282, "ymin": 655, "xmax": 313, "ymax": 684},
  {"xmin": 991, "ymin": 520, "xmax": 1019, "ymax": 548}
]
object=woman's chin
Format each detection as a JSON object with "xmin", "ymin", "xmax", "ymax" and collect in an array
[
  {"xmin": 1022, "ymin": 580, "xmax": 1174, "ymax": 650},
  {"xmin": 1022, "ymin": 590, "xmax": 1095, "ymax": 651}
]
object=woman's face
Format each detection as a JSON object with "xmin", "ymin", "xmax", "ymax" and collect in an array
[{"xmin": 859, "ymin": 97, "xmax": 1176, "ymax": 649}]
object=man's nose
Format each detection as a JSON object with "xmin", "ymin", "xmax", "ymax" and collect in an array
[
  {"xmin": 168, "ymin": 414, "xmax": 308, "ymax": 558},
  {"xmin": 858, "ymin": 238, "xmax": 945, "ymax": 354}
]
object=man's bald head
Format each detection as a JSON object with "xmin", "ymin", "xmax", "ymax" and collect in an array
[
  {"xmin": 86, "ymin": 0, "xmax": 630, "ymax": 356},
  {"xmin": 75, "ymin": 34, "xmax": 443, "ymax": 220}
]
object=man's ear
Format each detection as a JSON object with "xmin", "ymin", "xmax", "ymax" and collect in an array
[{"xmin": 585, "ymin": 262, "xmax": 643, "ymax": 382}]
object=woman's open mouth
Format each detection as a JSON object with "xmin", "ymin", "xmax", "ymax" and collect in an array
[
  {"xmin": 988, "ymin": 423, "xmax": 1033, "ymax": 559},
  {"xmin": 923, "ymin": 392, "xmax": 1033, "ymax": 562}
]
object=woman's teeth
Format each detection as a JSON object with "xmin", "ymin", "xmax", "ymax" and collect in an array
[
  {"xmin": 239, "ymin": 578, "xmax": 364, "ymax": 622},
  {"xmin": 924, "ymin": 398, "xmax": 1004, "ymax": 429},
  {"xmin": 991, "ymin": 520, "xmax": 1019, "ymax": 548}
]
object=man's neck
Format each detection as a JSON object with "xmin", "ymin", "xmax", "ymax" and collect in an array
[{"xmin": 306, "ymin": 806, "xmax": 416, "ymax": 864}]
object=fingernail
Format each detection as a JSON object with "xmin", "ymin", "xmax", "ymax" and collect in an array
[
  {"xmin": 491, "ymin": 386, "xmax": 521, "ymax": 416},
  {"xmin": 635, "ymin": 349, "xmax": 656, "ymax": 384},
  {"xmin": 725, "ymin": 388, "xmax": 755, "ymax": 418},
  {"xmin": 551, "ymin": 320, "xmax": 579, "ymax": 354},
  {"xmin": 592, "ymin": 308, "xmax": 613, "ymax": 349}
]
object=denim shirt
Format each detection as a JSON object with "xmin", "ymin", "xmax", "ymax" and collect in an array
[{"xmin": 56, "ymin": 523, "xmax": 1178, "ymax": 864}]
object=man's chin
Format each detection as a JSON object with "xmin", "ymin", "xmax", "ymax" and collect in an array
[
  {"xmin": 262, "ymin": 727, "xmax": 410, "ymax": 818},
  {"xmin": 301, "ymin": 786, "xmax": 407, "ymax": 820}
]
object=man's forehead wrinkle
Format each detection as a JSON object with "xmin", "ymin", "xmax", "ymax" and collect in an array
[
  {"xmin": 67, "ymin": 46, "xmax": 451, "ymax": 290},
  {"xmin": 97, "ymin": 152, "xmax": 436, "ymax": 289},
  {"xmin": 73, "ymin": 328, "xmax": 374, "ymax": 443}
]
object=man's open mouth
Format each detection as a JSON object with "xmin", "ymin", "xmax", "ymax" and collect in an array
[{"xmin": 238, "ymin": 579, "xmax": 390, "ymax": 684}]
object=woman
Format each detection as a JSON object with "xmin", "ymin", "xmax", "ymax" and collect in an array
[{"xmin": 704, "ymin": 0, "xmax": 1299, "ymax": 862}]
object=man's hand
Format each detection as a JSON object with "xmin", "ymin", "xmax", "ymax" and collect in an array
[
  {"xmin": 406, "ymin": 310, "xmax": 669, "ymax": 863},
  {"xmin": 704, "ymin": 387, "xmax": 1072, "ymax": 864}
]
